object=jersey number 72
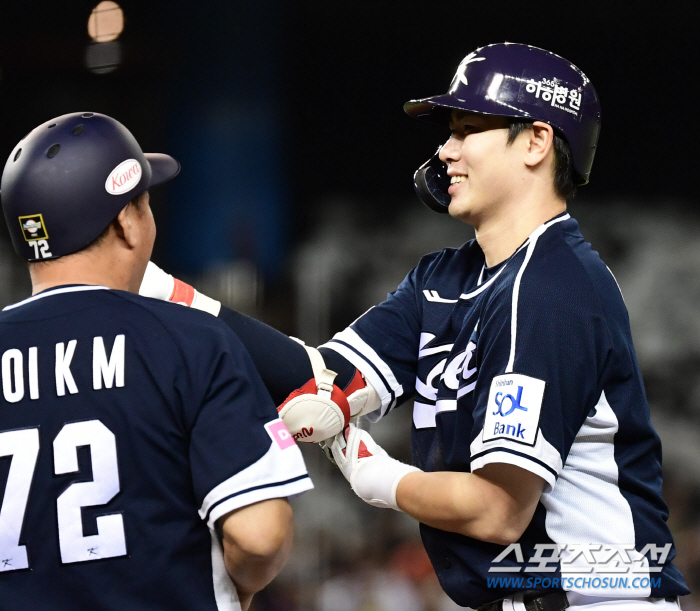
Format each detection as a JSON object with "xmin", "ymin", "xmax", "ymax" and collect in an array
[{"xmin": 0, "ymin": 419, "xmax": 127, "ymax": 572}]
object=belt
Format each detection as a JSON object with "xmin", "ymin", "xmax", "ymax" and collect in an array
[
  {"xmin": 477, "ymin": 591, "xmax": 570, "ymax": 611},
  {"xmin": 478, "ymin": 592, "xmax": 679, "ymax": 611}
]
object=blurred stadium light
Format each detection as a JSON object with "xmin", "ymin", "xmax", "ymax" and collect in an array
[
  {"xmin": 85, "ymin": 1, "xmax": 124, "ymax": 74},
  {"xmin": 87, "ymin": 1, "xmax": 124, "ymax": 42}
]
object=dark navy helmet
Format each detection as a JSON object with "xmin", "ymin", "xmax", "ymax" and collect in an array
[
  {"xmin": 1, "ymin": 112, "xmax": 180, "ymax": 260},
  {"xmin": 405, "ymin": 42, "xmax": 601, "ymax": 212}
]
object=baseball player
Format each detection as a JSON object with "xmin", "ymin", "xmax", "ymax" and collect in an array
[
  {"xmin": 0, "ymin": 112, "xmax": 312, "ymax": 611},
  {"xmin": 141, "ymin": 44, "xmax": 689, "ymax": 610}
]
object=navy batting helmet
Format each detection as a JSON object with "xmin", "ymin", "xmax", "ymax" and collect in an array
[
  {"xmin": 405, "ymin": 43, "xmax": 601, "ymax": 213},
  {"xmin": 1, "ymin": 112, "xmax": 180, "ymax": 261}
]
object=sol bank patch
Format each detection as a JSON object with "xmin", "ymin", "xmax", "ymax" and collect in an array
[{"xmin": 482, "ymin": 373, "xmax": 546, "ymax": 447}]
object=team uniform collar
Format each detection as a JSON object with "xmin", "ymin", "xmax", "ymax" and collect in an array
[
  {"xmin": 468, "ymin": 211, "xmax": 571, "ymax": 296},
  {"xmin": 3, "ymin": 284, "xmax": 110, "ymax": 311}
]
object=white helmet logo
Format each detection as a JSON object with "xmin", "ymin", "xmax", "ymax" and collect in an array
[
  {"xmin": 449, "ymin": 52, "xmax": 486, "ymax": 92},
  {"xmin": 105, "ymin": 159, "xmax": 142, "ymax": 195}
]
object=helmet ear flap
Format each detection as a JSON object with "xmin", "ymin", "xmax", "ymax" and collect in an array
[{"xmin": 413, "ymin": 147, "xmax": 451, "ymax": 213}]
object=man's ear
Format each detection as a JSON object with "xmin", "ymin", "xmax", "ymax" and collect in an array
[
  {"xmin": 115, "ymin": 201, "xmax": 138, "ymax": 248},
  {"xmin": 523, "ymin": 121, "xmax": 555, "ymax": 170}
]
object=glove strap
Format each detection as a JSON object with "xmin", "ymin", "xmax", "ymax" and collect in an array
[{"xmin": 290, "ymin": 340, "xmax": 339, "ymax": 400}]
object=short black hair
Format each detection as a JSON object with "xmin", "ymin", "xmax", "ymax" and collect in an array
[
  {"xmin": 81, "ymin": 190, "xmax": 149, "ymax": 253},
  {"xmin": 507, "ymin": 119, "xmax": 577, "ymax": 201}
]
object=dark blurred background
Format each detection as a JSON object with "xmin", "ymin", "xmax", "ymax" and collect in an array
[{"xmin": 1, "ymin": 2, "xmax": 698, "ymax": 610}]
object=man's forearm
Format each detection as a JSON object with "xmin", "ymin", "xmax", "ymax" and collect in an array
[{"xmin": 396, "ymin": 465, "xmax": 544, "ymax": 545}]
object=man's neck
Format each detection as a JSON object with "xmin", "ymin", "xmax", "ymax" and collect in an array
[
  {"xmin": 473, "ymin": 197, "xmax": 567, "ymax": 268},
  {"xmin": 29, "ymin": 250, "xmax": 134, "ymax": 296}
]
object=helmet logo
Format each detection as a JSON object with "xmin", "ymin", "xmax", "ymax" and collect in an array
[
  {"xmin": 449, "ymin": 52, "xmax": 486, "ymax": 92},
  {"xmin": 519, "ymin": 73, "xmax": 582, "ymax": 118},
  {"xmin": 105, "ymin": 159, "xmax": 142, "ymax": 195},
  {"xmin": 18, "ymin": 214, "xmax": 48, "ymax": 241}
]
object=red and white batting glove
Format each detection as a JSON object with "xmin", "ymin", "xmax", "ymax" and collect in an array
[
  {"xmin": 277, "ymin": 344, "xmax": 353, "ymax": 443},
  {"xmin": 277, "ymin": 343, "xmax": 381, "ymax": 443},
  {"xmin": 329, "ymin": 423, "xmax": 421, "ymax": 511},
  {"xmin": 139, "ymin": 261, "xmax": 221, "ymax": 316}
]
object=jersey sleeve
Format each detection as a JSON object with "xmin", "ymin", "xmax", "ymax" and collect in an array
[
  {"xmin": 468, "ymin": 247, "xmax": 613, "ymax": 492},
  {"xmin": 177, "ymin": 317, "xmax": 313, "ymax": 529},
  {"xmin": 320, "ymin": 259, "xmax": 430, "ymax": 420}
]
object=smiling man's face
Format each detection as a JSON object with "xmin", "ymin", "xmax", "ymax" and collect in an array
[{"xmin": 438, "ymin": 110, "xmax": 524, "ymax": 225}]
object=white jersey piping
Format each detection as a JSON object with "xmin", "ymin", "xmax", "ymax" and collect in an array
[
  {"xmin": 3, "ymin": 285, "xmax": 109, "ymax": 311},
  {"xmin": 505, "ymin": 214, "xmax": 570, "ymax": 373}
]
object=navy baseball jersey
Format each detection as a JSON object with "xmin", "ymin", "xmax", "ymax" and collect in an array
[
  {"xmin": 0, "ymin": 285, "xmax": 312, "ymax": 610},
  {"xmin": 321, "ymin": 213, "xmax": 688, "ymax": 607}
]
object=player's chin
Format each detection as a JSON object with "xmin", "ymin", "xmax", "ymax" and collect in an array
[{"xmin": 447, "ymin": 198, "xmax": 473, "ymax": 222}]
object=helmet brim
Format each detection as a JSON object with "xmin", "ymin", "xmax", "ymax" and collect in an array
[
  {"xmin": 404, "ymin": 93, "xmax": 530, "ymax": 126},
  {"xmin": 145, "ymin": 153, "xmax": 181, "ymax": 189}
]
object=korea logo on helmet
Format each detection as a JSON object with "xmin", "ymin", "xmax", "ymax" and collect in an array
[
  {"xmin": 18, "ymin": 214, "xmax": 48, "ymax": 241},
  {"xmin": 105, "ymin": 159, "xmax": 142, "ymax": 195}
]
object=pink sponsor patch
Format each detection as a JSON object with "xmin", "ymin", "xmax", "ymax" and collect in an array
[{"xmin": 265, "ymin": 419, "xmax": 296, "ymax": 450}]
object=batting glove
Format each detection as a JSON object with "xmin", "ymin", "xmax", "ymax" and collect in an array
[
  {"xmin": 277, "ymin": 340, "xmax": 381, "ymax": 443},
  {"xmin": 277, "ymin": 343, "xmax": 351, "ymax": 443},
  {"xmin": 330, "ymin": 423, "xmax": 421, "ymax": 511}
]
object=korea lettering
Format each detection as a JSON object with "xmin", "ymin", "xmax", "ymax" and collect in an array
[{"xmin": 105, "ymin": 159, "xmax": 142, "ymax": 195}]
